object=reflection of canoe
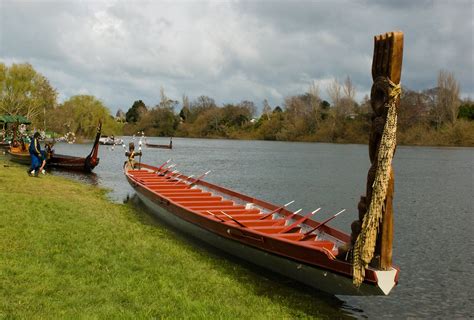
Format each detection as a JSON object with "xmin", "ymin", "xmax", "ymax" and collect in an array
[
  {"xmin": 124, "ymin": 162, "xmax": 399, "ymax": 296},
  {"xmin": 8, "ymin": 122, "xmax": 102, "ymax": 173},
  {"xmin": 145, "ymin": 137, "xmax": 172, "ymax": 149}
]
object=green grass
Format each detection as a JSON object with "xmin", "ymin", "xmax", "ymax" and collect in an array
[{"xmin": 0, "ymin": 159, "xmax": 350, "ymax": 319}]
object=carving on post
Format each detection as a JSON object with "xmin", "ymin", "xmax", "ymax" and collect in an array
[{"xmin": 351, "ymin": 31, "xmax": 404, "ymax": 287}]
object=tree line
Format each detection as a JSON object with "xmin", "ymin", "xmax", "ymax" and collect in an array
[
  {"xmin": 1, "ymin": 62, "xmax": 472, "ymax": 146},
  {"xmin": 123, "ymin": 73, "xmax": 473, "ymax": 146}
]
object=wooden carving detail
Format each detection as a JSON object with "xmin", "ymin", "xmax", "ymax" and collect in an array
[{"xmin": 350, "ymin": 32, "xmax": 403, "ymax": 280}]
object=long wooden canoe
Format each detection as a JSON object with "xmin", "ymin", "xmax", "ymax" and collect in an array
[
  {"xmin": 124, "ymin": 162, "xmax": 399, "ymax": 296},
  {"xmin": 145, "ymin": 137, "xmax": 172, "ymax": 149},
  {"xmin": 8, "ymin": 122, "xmax": 101, "ymax": 173}
]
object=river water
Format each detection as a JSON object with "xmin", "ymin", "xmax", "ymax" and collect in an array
[{"xmin": 29, "ymin": 138, "xmax": 474, "ymax": 318}]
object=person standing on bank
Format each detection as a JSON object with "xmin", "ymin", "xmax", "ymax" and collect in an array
[{"xmin": 28, "ymin": 132, "xmax": 46, "ymax": 176}]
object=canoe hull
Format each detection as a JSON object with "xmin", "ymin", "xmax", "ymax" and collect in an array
[
  {"xmin": 47, "ymin": 155, "xmax": 99, "ymax": 173},
  {"xmin": 133, "ymin": 185, "xmax": 396, "ymax": 296},
  {"xmin": 145, "ymin": 143, "xmax": 172, "ymax": 149},
  {"xmin": 8, "ymin": 151, "xmax": 98, "ymax": 172},
  {"xmin": 7, "ymin": 151, "xmax": 31, "ymax": 165}
]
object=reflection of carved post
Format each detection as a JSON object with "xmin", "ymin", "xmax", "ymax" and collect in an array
[{"xmin": 352, "ymin": 32, "xmax": 403, "ymax": 286}]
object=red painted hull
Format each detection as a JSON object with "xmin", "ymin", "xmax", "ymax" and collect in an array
[{"xmin": 125, "ymin": 163, "xmax": 399, "ymax": 295}]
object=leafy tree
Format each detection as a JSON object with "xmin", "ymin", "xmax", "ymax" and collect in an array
[
  {"xmin": 52, "ymin": 95, "xmax": 119, "ymax": 137},
  {"xmin": 126, "ymin": 100, "xmax": 147, "ymax": 123},
  {"xmin": 458, "ymin": 101, "xmax": 474, "ymax": 120},
  {"xmin": 148, "ymin": 106, "xmax": 179, "ymax": 136},
  {"xmin": 0, "ymin": 62, "xmax": 57, "ymax": 128},
  {"xmin": 221, "ymin": 102, "xmax": 254, "ymax": 128}
]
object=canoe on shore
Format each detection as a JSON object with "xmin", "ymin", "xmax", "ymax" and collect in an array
[
  {"xmin": 124, "ymin": 31, "xmax": 404, "ymax": 296},
  {"xmin": 8, "ymin": 122, "xmax": 101, "ymax": 173},
  {"xmin": 124, "ymin": 162, "xmax": 399, "ymax": 296}
]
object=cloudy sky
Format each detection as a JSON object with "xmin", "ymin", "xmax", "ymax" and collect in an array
[{"xmin": 1, "ymin": 0, "xmax": 472, "ymax": 113}]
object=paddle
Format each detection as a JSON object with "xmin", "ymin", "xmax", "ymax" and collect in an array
[
  {"xmin": 299, "ymin": 209, "xmax": 346, "ymax": 241},
  {"xmin": 160, "ymin": 164, "xmax": 176, "ymax": 175},
  {"xmin": 220, "ymin": 211, "xmax": 248, "ymax": 228},
  {"xmin": 257, "ymin": 200, "xmax": 295, "ymax": 220},
  {"xmin": 173, "ymin": 175, "xmax": 194, "ymax": 185},
  {"xmin": 156, "ymin": 159, "xmax": 171, "ymax": 172},
  {"xmin": 187, "ymin": 170, "xmax": 211, "ymax": 188},
  {"xmin": 206, "ymin": 211, "xmax": 225, "ymax": 222},
  {"xmin": 278, "ymin": 208, "xmax": 321, "ymax": 232},
  {"xmin": 164, "ymin": 170, "xmax": 179, "ymax": 178},
  {"xmin": 276, "ymin": 208, "xmax": 303, "ymax": 224}
]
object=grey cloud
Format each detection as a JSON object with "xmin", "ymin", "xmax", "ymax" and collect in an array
[{"xmin": 0, "ymin": 0, "xmax": 472, "ymax": 113}]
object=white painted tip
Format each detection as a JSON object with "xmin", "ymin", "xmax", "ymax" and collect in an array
[{"xmin": 284, "ymin": 200, "xmax": 295, "ymax": 206}]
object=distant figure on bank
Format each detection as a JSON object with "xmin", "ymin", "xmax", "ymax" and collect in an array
[
  {"xmin": 28, "ymin": 132, "xmax": 46, "ymax": 176},
  {"xmin": 125, "ymin": 142, "xmax": 142, "ymax": 169}
]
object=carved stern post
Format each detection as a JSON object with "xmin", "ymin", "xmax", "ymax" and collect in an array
[{"xmin": 351, "ymin": 31, "xmax": 404, "ymax": 286}]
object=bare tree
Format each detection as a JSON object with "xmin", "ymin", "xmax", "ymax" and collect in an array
[
  {"xmin": 262, "ymin": 99, "xmax": 272, "ymax": 119},
  {"xmin": 182, "ymin": 94, "xmax": 190, "ymax": 110},
  {"xmin": 327, "ymin": 78, "xmax": 342, "ymax": 109},
  {"xmin": 343, "ymin": 75, "xmax": 356, "ymax": 101},
  {"xmin": 327, "ymin": 77, "xmax": 356, "ymax": 118},
  {"xmin": 157, "ymin": 86, "xmax": 178, "ymax": 111},
  {"xmin": 437, "ymin": 70, "xmax": 461, "ymax": 124}
]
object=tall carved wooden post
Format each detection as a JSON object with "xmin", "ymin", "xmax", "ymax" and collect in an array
[{"xmin": 352, "ymin": 31, "xmax": 404, "ymax": 286}]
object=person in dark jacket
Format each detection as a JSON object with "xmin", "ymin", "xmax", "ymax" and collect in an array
[{"xmin": 28, "ymin": 132, "xmax": 45, "ymax": 176}]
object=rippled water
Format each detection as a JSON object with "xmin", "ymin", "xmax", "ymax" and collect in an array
[{"xmin": 25, "ymin": 138, "xmax": 474, "ymax": 318}]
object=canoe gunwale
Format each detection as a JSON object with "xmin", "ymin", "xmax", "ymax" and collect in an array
[{"xmin": 124, "ymin": 164, "xmax": 392, "ymax": 291}]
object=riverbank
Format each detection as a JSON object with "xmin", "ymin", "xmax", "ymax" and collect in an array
[
  {"xmin": 0, "ymin": 159, "xmax": 346, "ymax": 319},
  {"xmin": 131, "ymin": 120, "xmax": 474, "ymax": 147}
]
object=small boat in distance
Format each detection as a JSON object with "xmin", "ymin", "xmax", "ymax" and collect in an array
[
  {"xmin": 145, "ymin": 137, "xmax": 173, "ymax": 149},
  {"xmin": 99, "ymin": 135, "xmax": 124, "ymax": 145},
  {"xmin": 8, "ymin": 122, "xmax": 102, "ymax": 173}
]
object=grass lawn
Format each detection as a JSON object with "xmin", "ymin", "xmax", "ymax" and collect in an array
[{"xmin": 0, "ymin": 158, "xmax": 349, "ymax": 319}]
